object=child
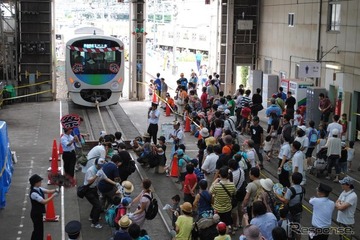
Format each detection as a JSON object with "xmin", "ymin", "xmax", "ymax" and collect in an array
[
  {"xmin": 347, "ymin": 141, "xmax": 355, "ymax": 171},
  {"xmin": 191, "ymin": 159, "xmax": 204, "ymax": 184},
  {"xmin": 263, "ymin": 135, "xmax": 273, "ymax": 161},
  {"xmin": 170, "ymin": 194, "xmax": 181, "ymax": 229},
  {"xmin": 183, "ymin": 164, "xmax": 198, "ymax": 205},
  {"xmin": 316, "ymin": 131, "xmax": 327, "ymax": 154},
  {"xmin": 214, "ymin": 118, "xmax": 223, "ymax": 139},
  {"xmin": 214, "ymin": 222, "xmax": 231, "ymax": 240},
  {"xmin": 340, "ymin": 113, "xmax": 348, "ymax": 141},
  {"xmin": 148, "ymin": 82, "xmax": 154, "ymax": 100},
  {"xmin": 240, "ymin": 103, "xmax": 251, "ymax": 135},
  {"xmin": 293, "ymin": 109, "xmax": 302, "ymax": 132},
  {"xmin": 193, "ymin": 179, "xmax": 213, "ymax": 218},
  {"xmin": 278, "ymin": 205, "xmax": 292, "ymax": 240},
  {"xmin": 317, "ymin": 123, "xmax": 327, "ymax": 138}
]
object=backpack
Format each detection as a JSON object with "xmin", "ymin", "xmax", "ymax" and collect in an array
[
  {"xmin": 288, "ymin": 186, "xmax": 305, "ymax": 216},
  {"xmin": 143, "ymin": 193, "xmax": 158, "ymax": 220},
  {"xmin": 127, "ymin": 160, "xmax": 136, "ymax": 174},
  {"xmin": 308, "ymin": 128, "xmax": 318, "ymax": 147},
  {"xmin": 252, "ymin": 181, "xmax": 264, "ymax": 203},
  {"xmin": 278, "ymin": 219, "xmax": 292, "ymax": 239},
  {"xmin": 105, "ymin": 205, "xmax": 117, "ymax": 227},
  {"xmin": 114, "ymin": 205, "xmax": 127, "ymax": 224}
]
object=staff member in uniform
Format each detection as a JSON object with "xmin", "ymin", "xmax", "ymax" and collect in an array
[
  {"xmin": 309, "ymin": 183, "xmax": 335, "ymax": 240},
  {"xmin": 61, "ymin": 128, "xmax": 79, "ymax": 177},
  {"xmin": 147, "ymin": 102, "xmax": 160, "ymax": 144},
  {"xmin": 29, "ymin": 174, "xmax": 59, "ymax": 240},
  {"xmin": 65, "ymin": 220, "xmax": 82, "ymax": 240}
]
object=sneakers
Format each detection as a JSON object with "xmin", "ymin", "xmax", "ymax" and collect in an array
[
  {"xmin": 88, "ymin": 216, "xmax": 102, "ymax": 221},
  {"xmin": 325, "ymin": 176, "xmax": 331, "ymax": 180},
  {"xmin": 91, "ymin": 223, "xmax": 103, "ymax": 229}
]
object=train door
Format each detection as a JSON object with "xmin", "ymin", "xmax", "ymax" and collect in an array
[{"xmin": 351, "ymin": 91, "xmax": 360, "ymax": 141}]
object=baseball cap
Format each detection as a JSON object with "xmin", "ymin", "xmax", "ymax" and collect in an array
[
  {"xmin": 339, "ymin": 176, "xmax": 354, "ymax": 186},
  {"xmin": 332, "ymin": 128, "xmax": 339, "ymax": 136},
  {"xmin": 217, "ymin": 222, "xmax": 227, "ymax": 232},
  {"xmin": 298, "ymin": 125, "xmax": 306, "ymax": 132},
  {"xmin": 224, "ymin": 109, "xmax": 231, "ymax": 115}
]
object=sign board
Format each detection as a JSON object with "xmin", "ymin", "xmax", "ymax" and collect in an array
[
  {"xmin": 160, "ymin": 123, "xmax": 174, "ymax": 143},
  {"xmin": 299, "ymin": 61, "xmax": 321, "ymax": 78},
  {"xmin": 237, "ymin": 20, "xmax": 253, "ymax": 30}
]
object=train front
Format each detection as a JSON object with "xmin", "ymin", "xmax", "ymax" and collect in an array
[{"xmin": 65, "ymin": 36, "xmax": 125, "ymax": 107}]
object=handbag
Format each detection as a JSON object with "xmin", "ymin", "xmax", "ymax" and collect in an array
[
  {"xmin": 77, "ymin": 184, "xmax": 90, "ymax": 198},
  {"xmin": 219, "ymin": 182, "xmax": 237, "ymax": 209}
]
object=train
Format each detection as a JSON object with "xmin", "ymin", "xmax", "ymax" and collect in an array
[{"xmin": 65, "ymin": 35, "xmax": 125, "ymax": 107}]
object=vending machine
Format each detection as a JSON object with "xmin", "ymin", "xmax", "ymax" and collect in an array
[
  {"xmin": 288, "ymin": 80, "xmax": 314, "ymax": 109},
  {"xmin": 262, "ymin": 74, "xmax": 279, "ymax": 107},
  {"xmin": 249, "ymin": 70, "xmax": 263, "ymax": 94},
  {"xmin": 306, "ymin": 87, "xmax": 327, "ymax": 126},
  {"xmin": 280, "ymin": 79, "xmax": 290, "ymax": 93}
]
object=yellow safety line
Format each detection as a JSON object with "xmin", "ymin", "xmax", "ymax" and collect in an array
[
  {"xmin": 2, "ymin": 89, "xmax": 52, "ymax": 101},
  {"xmin": 14, "ymin": 80, "xmax": 52, "ymax": 89}
]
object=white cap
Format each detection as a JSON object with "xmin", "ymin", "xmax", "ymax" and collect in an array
[
  {"xmin": 332, "ymin": 128, "xmax": 339, "ymax": 136},
  {"xmin": 298, "ymin": 125, "xmax": 306, "ymax": 132},
  {"xmin": 224, "ymin": 109, "xmax": 231, "ymax": 115}
]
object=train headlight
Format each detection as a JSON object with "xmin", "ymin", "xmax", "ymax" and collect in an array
[
  {"xmin": 74, "ymin": 81, "xmax": 81, "ymax": 88},
  {"xmin": 111, "ymin": 82, "xmax": 119, "ymax": 89}
]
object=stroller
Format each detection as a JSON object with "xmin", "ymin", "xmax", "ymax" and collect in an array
[{"xmin": 310, "ymin": 148, "xmax": 328, "ymax": 177}]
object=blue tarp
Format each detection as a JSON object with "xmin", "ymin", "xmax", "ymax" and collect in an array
[{"xmin": 0, "ymin": 121, "xmax": 13, "ymax": 209}]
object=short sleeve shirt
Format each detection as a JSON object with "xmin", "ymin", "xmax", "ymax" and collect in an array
[
  {"xmin": 97, "ymin": 162, "xmax": 119, "ymax": 193},
  {"xmin": 336, "ymin": 190, "xmax": 357, "ymax": 225},
  {"xmin": 309, "ymin": 197, "xmax": 335, "ymax": 228}
]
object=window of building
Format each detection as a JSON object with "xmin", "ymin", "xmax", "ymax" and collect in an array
[
  {"xmin": 288, "ymin": 13, "xmax": 294, "ymax": 27},
  {"xmin": 295, "ymin": 64, "xmax": 300, "ymax": 79},
  {"xmin": 328, "ymin": 2, "xmax": 341, "ymax": 31},
  {"xmin": 264, "ymin": 59, "xmax": 272, "ymax": 74},
  {"xmin": 192, "ymin": 33, "xmax": 197, "ymax": 40}
]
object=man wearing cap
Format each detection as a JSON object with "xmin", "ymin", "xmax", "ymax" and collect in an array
[
  {"xmin": 65, "ymin": 220, "xmax": 81, "ymax": 240},
  {"xmin": 61, "ymin": 128, "xmax": 78, "ymax": 177},
  {"xmin": 327, "ymin": 115, "xmax": 343, "ymax": 138},
  {"xmin": 147, "ymin": 102, "xmax": 160, "ymax": 144},
  {"xmin": 223, "ymin": 109, "xmax": 237, "ymax": 137},
  {"xmin": 114, "ymin": 215, "xmax": 132, "ymax": 240},
  {"xmin": 325, "ymin": 128, "xmax": 342, "ymax": 182},
  {"xmin": 84, "ymin": 158, "xmax": 108, "ymax": 229},
  {"xmin": 29, "ymin": 174, "xmax": 59, "ymax": 240},
  {"xmin": 336, "ymin": 177, "xmax": 357, "ymax": 240},
  {"xmin": 309, "ymin": 183, "xmax": 335, "ymax": 240}
]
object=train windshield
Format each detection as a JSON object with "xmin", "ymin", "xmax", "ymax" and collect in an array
[{"xmin": 69, "ymin": 39, "xmax": 122, "ymax": 74}]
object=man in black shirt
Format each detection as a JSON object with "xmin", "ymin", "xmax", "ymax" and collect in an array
[
  {"xmin": 251, "ymin": 88, "xmax": 263, "ymax": 116},
  {"xmin": 285, "ymin": 91, "xmax": 296, "ymax": 119},
  {"xmin": 250, "ymin": 116, "xmax": 264, "ymax": 168},
  {"xmin": 281, "ymin": 114, "xmax": 292, "ymax": 142}
]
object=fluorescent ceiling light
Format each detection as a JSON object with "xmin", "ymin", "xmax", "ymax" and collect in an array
[{"xmin": 326, "ymin": 64, "xmax": 341, "ymax": 70}]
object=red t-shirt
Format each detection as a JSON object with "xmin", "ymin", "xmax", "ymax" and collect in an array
[
  {"xmin": 201, "ymin": 92, "xmax": 208, "ymax": 109},
  {"xmin": 184, "ymin": 173, "xmax": 197, "ymax": 194},
  {"xmin": 241, "ymin": 107, "xmax": 251, "ymax": 118}
]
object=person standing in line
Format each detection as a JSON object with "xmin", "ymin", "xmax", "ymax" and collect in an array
[
  {"xmin": 160, "ymin": 78, "xmax": 168, "ymax": 108},
  {"xmin": 327, "ymin": 115, "xmax": 343, "ymax": 138},
  {"xmin": 336, "ymin": 177, "xmax": 357, "ymax": 240},
  {"xmin": 277, "ymin": 135, "xmax": 292, "ymax": 188},
  {"xmin": 147, "ymin": 102, "xmax": 160, "ymax": 145},
  {"xmin": 251, "ymin": 88, "xmax": 263, "ymax": 117},
  {"xmin": 169, "ymin": 121, "xmax": 184, "ymax": 158},
  {"xmin": 309, "ymin": 183, "xmax": 335, "ymax": 240},
  {"xmin": 61, "ymin": 128, "xmax": 79, "ymax": 177},
  {"xmin": 250, "ymin": 116, "xmax": 264, "ymax": 169},
  {"xmin": 291, "ymin": 141, "xmax": 306, "ymax": 185},
  {"xmin": 65, "ymin": 220, "xmax": 82, "ymax": 240},
  {"xmin": 29, "ymin": 174, "xmax": 59, "ymax": 240},
  {"xmin": 325, "ymin": 128, "xmax": 342, "ymax": 183}
]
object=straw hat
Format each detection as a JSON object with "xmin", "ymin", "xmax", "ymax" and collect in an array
[
  {"xmin": 180, "ymin": 202, "xmax": 192, "ymax": 213},
  {"xmin": 118, "ymin": 215, "xmax": 132, "ymax": 228},
  {"xmin": 121, "ymin": 181, "xmax": 134, "ymax": 194}
]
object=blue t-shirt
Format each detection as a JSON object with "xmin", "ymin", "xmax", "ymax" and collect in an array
[
  {"xmin": 154, "ymin": 78, "xmax": 161, "ymax": 91},
  {"xmin": 97, "ymin": 162, "xmax": 119, "ymax": 193},
  {"xmin": 265, "ymin": 105, "xmax": 282, "ymax": 124},
  {"xmin": 250, "ymin": 212, "xmax": 278, "ymax": 240},
  {"xmin": 114, "ymin": 230, "xmax": 131, "ymax": 240}
]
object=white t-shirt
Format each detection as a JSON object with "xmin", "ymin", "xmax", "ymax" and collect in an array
[
  {"xmin": 201, "ymin": 153, "xmax": 219, "ymax": 174},
  {"xmin": 292, "ymin": 150, "xmax": 305, "ymax": 174},
  {"xmin": 316, "ymin": 139, "xmax": 327, "ymax": 153},
  {"xmin": 294, "ymin": 135, "xmax": 309, "ymax": 153},
  {"xmin": 82, "ymin": 145, "xmax": 106, "ymax": 173},
  {"xmin": 293, "ymin": 114, "xmax": 302, "ymax": 126},
  {"xmin": 263, "ymin": 140, "xmax": 272, "ymax": 152},
  {"xmin": 336, "ymin": 190, "xmax": 357, "ymax": 225},
  {"xmin": 347, "ymin": 148, "xmax": 355, "ymax": 161},
  {"xmin": 309, "ymin": 197, "xmax": 335, "ymax": 228},
  {"xmin": 327, "ymin": 122, "xmax": 343, "ymax": 138},
  {"xmin": 246, "ymin": 149, "xmax": 256, "ymax": 167},
  {"xmin": 278, "ymin": 142, "xmax": 291, "ymax": 160}
]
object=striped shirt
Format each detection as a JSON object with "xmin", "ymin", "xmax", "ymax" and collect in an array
[{"xmin": 210, "ymin": 180, "xmax": 235, "ymax": 213}]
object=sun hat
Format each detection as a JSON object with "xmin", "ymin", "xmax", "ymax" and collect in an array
[
  {"xmin": 121, "ymin": 181, "xmax": 134, "ymax": 194},
  {"xmin": 180, "ymin": 202, "xmax": 193, "ymax": 213},
  {"xmin": 118, "ymin": 215, "xmax": 132, "ymax": 228},
  {"xmin": 260, "ymin": 178, "xmax": 274, "ymax": 192},
  {"xmin": 200, "ymin": 128, "xmax": 210, "ymax": 137}
]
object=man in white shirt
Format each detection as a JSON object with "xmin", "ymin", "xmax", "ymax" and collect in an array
[
  {"xmin": 169, "ymin": 121, "xmax": 184, "ymax": 159},
  {"xmin": 291, "ymin": 141, "xmax": 306, "ymax": 185},
  {"xmin": 309, "ymin": 183, "xmax": 335, "ymax": 240},
  {"xmin": 82, "ymin": 142, "xmax": 111, "ymax": 173},
  {"xmin": 336, "ymin": 177, "xmax": 357, "ymax": 240},
  {"xmin": 327, "ymin": 115, "xmax": 343, "ymax": 138},
  {"xmin": 147, "ymin": 102, "xmax": 161, "ymax": 144},
  {"xmin": 201, "ymin": 145, "xmax": 219, "ymax": 187}
]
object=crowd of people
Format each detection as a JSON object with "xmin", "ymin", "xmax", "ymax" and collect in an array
[{"xmin": 28, "ymin": 69, "xmax": 358, "ymax": 240}]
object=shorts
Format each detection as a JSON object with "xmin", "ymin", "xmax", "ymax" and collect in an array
[
  {"xmin": 305, "ymin": 147, "xmax": 315, "ymax": 158},
  {"xmin": 321, "ymin": 111, "xmax": 331, "ymax": 123},
  {"xmin": 217, "ymin": 210, "xmax": 233, "ymax": 226}
]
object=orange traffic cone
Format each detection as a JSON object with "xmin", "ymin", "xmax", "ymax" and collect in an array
[
  {"xmin": 43, "ymin": 193, "xmax": 59, "ymax": 222},
  {"xmin": 165, "ymin": 103, "xmax": 171, "ymax": 116},
  {"xmin": 170, "ymin": 154, "xmax": 179, "ymax": 177},
  {"xmin": 51, "ymin": 139, "xmax": 59, "ymax": 175},
  {"xmin": 46, "ymin": 234, "xmax": 52, "ymax": 240},
  {"xmin": 184, "ymin": 116, "xmax": 191, "ymax": 132},
  {"xmin": 58, "ymin": 142, "xmax": 63, "ymax": 156},
  {"xmin": 152, "ymin": 92, "xmax": 158, "ymax": 104}
]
